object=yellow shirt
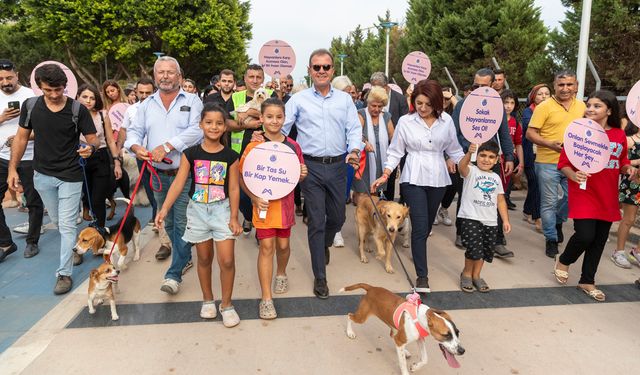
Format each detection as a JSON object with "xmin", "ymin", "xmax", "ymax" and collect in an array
[{"xmin": 529, "ymin": 97, "xmax": 586, "ymax": 164}]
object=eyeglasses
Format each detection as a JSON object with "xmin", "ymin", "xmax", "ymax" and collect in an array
[
  {"xmin": 311, "ymin": 64, "xmax": 332, "ymax": 72},
  {"xmin": 0, "ymin": 62, "xmax": 14, "ymax": 71},
  {"xmin": 471, "ymin": 83, "xmax": 489, "ymax": 90}
]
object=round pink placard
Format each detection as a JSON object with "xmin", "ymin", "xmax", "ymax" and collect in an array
[
  {"xmin": 459, "ymin": 87, "xmax": 504, "ymax": 144},
  {"xmin": 388, "ymin": 83, "xmax": 402, "ymax": 95},
  {"xmin": 108, "ymin": 103, "xmax": 129, "ymax": 132},
  {"xmin": 258, "ymin": 40, "xmax": 296, "ymax": 79},
  {"xmin": 563, "ymin": 118, "xmax": 611, "ymax": 174},
  {"xmin": 30, "ymin": 60, "xmax": 78, "ymax": 98},
  {"xmin": 401, "ymin": 51, "xmax": 431, "ymax": 84},
  {"xmin": 626, "ymin": 79, "xmax": 640, "ymax": 126},
  {"xmin": 242, "ymin": 141, "xmax": 300, "ymax": 200}
]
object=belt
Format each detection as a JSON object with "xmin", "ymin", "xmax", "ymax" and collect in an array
[
  {"xmin": 156, "ymin": 168, "xmax": 179, "ymax": 176},
  {"xmin": 303, "ymin": 154, "xmax": 343, "ymax": 164}
]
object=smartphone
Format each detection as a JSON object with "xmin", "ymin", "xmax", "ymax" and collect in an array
[{"xmin": 8, "ymin": 101, "xmax": 20, "ymax": 110}]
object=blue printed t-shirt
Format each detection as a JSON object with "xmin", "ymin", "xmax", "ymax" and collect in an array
[{"xmin": 183, "ymin": 144, "xmax": 239, "ymax": 203}]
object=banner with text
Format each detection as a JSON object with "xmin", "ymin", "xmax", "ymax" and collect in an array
[
  {"xmin": 459, "ymin": 86, "xmax": 503, "ymax": 144},
  {"xmin": 401, "ymin": 51, "xmax": 431, "ymax": 84},
  {"xmin": 563, "ymin": 118, "xmax": 611, "ymax": 174},
  {"xmin": 258, "ymin": 40, "xmax": 296, "ymax": 80},
  {"xmin": 108, "ymin": 102, "xmax": 130, "ymax": 132},
  {"xmin": 242, "ymin": 141, "xmax": 300, "ymax": 202},
  {"xmin": 626, "ymin": 79, "xmax": 640, "ymax": 127}
]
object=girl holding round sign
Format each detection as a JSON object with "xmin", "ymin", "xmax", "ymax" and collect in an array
[{"xmin": 555, "ymin": 90, "xmax": 637, "ymax": 302}]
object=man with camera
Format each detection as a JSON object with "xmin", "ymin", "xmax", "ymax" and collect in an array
[{"xmin": 0, "ymin": 59, "xmax": 43, "ymax": 263}]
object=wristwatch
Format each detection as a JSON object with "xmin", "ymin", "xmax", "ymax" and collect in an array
[{"xmin": 162, "ymin": 143, "xmax": 171, "ymax": 153}]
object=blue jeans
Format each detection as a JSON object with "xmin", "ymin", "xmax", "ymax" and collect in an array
[
  {"xmin": 153, "ymin": 173, "xmax": 192, "ymax": 282},
  {"xmin": 33, "ymin": 172, "xmax": 82, "ymax": 277},
  {"xmin": 535, "ymin": 162, "xmax": 568, "ymax": 241}
]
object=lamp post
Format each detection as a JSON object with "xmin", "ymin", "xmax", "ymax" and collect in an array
[
  {"xmin": 337, "ymin": 53, "xmax": 348, "ymax": 76},
  {"xmin": 379, "ymin": 21, "xmax": 398, "ymax": 78},
  {"xmin": 152, "ymin": 51, "xmax": 165, "ymax": 59}
]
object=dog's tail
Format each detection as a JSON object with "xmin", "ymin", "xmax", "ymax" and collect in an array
[
  {"xmin": 339, "ymin": 283, "xmax": 372, "ymax": 293},
  {"xmin": 113, "ymin": 198, "xmax": 134, "ymax": 216}
]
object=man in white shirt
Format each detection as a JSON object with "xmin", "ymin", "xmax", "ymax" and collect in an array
[{"xmin": 0, "ymin": 59, "xmax": 43, "ymax": 262}]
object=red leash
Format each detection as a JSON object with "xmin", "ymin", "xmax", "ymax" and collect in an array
[{"xmin": 106, "ymin": 155, "xmax": 162, "ymax": 263}]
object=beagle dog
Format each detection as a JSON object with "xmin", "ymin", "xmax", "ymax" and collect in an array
[
  {"xmin": 355, "ymin": 196, "xmax": 410, "ymax": 273},
  {"xmin": 74, "ymin": 198, "xmax": 141, "ymax": 270},
  {"xmin": 88, "ymin": 262, "xmax": 120, "ymax": 320},
  {"xmin": 341, "ymin": 283, "xmax": 464, "ymax": 375}
]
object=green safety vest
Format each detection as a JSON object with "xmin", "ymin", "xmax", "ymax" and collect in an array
[{"xmin": 230, "ymin": 88, "xmax": 273, "ymax": 154}]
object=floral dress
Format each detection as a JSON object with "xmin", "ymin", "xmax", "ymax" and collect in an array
[{"xmin": 619, "ymin": 137, "xmax": 640, "ymax": 205}]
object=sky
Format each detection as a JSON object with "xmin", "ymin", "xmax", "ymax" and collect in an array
[{"xmin": 246, "ymin": 0, "xmax": 567, "ymax": 83}]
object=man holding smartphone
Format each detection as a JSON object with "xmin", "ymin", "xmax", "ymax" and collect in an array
[{"xmin": 0, "ymin": 59, "xmax": 43, "ymax": 263}]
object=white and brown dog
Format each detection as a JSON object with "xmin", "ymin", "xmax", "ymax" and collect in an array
[
  {"xmin": 74, "ymin": 199, "xmax": 141, "ymax": 270},
  {"xmin": 88, "ymin": 262, "xmax": 120, "ymax": 321},
  {"xmin": 341, "ymin": 283, "xmax": 464, "ymax": 375},
  {"xmin": 355, "ymin": 196, "xmax": 410, "ymax": 273},
  {"xmin": 235, "ymin": 87, "xmax": 268, "ymax": 113}
]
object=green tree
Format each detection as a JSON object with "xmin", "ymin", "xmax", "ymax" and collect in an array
[
  {"xmin": 550, "ymin": 0, "xmax": 640, "ymax": 95},
  {"xmin": 405, "ymin": 0, "xmax": 552, "ymax": 96},
  {"xmin": 2, "ymin": 0, "xmax": 252, "ymax": 88}
]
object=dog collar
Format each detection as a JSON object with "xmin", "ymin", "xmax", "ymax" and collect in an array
[{"xmin": 89, "ymin": 222, "xmax": 108, "ymax": 240}]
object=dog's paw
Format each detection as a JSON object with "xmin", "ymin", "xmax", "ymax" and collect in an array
[
  {"xmin": 365, "ymin": 247, "xmax": 373, "ymax": 253},
  {"xmin": 385, "ymin": 265, "xmax": 395, "ymax": 274},
  {"xmin": 133, "ymin": 255, "xmax": 140, "ymax": 261},
  {"xmin": 404, "ymin": 349, "xmax": 411, "ymax": 358},
  {"xmin": 111, "ymin": 314, "xmax": 119, "ymax": 321},
  {"xmin": 402, "ymin": 241, "xmax": 410, "ymax": 248},
  {"xmin": 409, "ymin": 361, "xmax": 425, "ymax": 372},
  {"xmin": 360, "ymin": 255, "xmax": 369, "ymax": 263},
  {"xmin": 375, "ymin": 253, "xmax": 384, "ymax": 260},
  {"xmin": 346, "ymin": 329, "xmax": 357, "ymax": 339}
]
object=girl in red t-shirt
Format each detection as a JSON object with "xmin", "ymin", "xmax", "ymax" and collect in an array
[{"xmin": 554, "ymin": 90, "xmax": 637, "ymax": 301}]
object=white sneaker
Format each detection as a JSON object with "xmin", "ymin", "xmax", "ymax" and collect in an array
[
  {"xmin": 160, "ymin": 278, "xmax": 180, "ymax": 294},
  {"xmin": 219, "ymin": 305, "xmax": 240, "ymax": 327},
  {"xmin": 438, "ymin": 207, "xmax": 453, "ymax": 226},
  {"xmin": 13, "ymin": 222, "xmax": 47, "ymax": 235},
  {"xmin": 433, "ymin": 215, "xmax": 439, "ymax": 225},
  {"xmin": 200, "ymin": 301, "xmax": 217, "ymax": 319},
  {"xmin": 627, "ymin": 248, "xmax": 640, "ymax": 266},
  {"xmin": 611, "ymin": 250, "xmax": 632, "ymax": 269},
  {"xmin": 333, "ymin": 231, "xmax": 345, "ymax": 247}
]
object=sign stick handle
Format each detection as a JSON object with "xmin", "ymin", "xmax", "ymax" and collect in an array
[
  {"xmin": 259, "ymin": 209, "xmax": 267, "ymax": 219},
  {"xmin": 471, "ymin": 145, "xmax": 478, "ymax": 162}
]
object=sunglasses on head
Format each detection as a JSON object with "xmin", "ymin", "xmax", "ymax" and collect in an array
[
  {"xmin": 0, "ymin": 62, "xmax": 14, "ymax": 70},
  {"xmin": 312, "ymin": 64, "xmax": 332, "ymax": 72}
]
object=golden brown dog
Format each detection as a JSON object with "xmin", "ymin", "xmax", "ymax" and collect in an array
[
  {"xmin": 355, "ymin": 196, "xmax": 409, "ymax": 273},
  {"xmin": 74, "ymin": 199, "xmax": 141, "ymax": 270},
  {"xmin": 341, "ymin": 283, "xmax": 464, "ymax": 374},
  {"xmin": 88, "ymin": 262, "xmax": 120, "ymax": 320}
]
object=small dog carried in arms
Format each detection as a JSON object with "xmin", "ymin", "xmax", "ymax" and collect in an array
[{"xmin": 341, "ymin": 283, "xmax": 464, "ymax": 375}]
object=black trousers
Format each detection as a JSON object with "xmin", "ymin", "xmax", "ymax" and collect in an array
[
  {"xmin": 0, "ymin": 158, "xmax": 44, "ymax": 246},
  {"xmin": 81, "ymin": 148, "xmax": 112, "ymax": 227},
  {"xmin": 301, "ymin": 160, "xmax": 346, "ymax": 279},
  {"xmin": 559, "ymin": 219, "xmax": 611, "ymax": 285},
  {"xmin": 440, "ymin": 171, "xmax": 460, "ymax": 209}
]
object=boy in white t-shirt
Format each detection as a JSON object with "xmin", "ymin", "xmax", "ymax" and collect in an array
[{"xmin": 457, "ymin": 141, "xmax": 511, "ymax": 293}]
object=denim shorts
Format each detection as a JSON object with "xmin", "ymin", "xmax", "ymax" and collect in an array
[{"xmin": 182, "ymin": 199, "xmax": 236, "ymax": 243}]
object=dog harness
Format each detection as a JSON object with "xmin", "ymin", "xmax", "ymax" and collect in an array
[{"xmin": 392, "ymin": 294, "xmax": 430, "ymax": 339}]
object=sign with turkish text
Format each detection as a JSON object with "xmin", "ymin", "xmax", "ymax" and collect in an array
[
  {"xmin": 459, "ymin": 87, "xmax": 503, "ymax": 144},
  {"xmin": 30, "ymin": 60, "xmax": 78, "ymax": 99},
  {"xmin": 626, "ymin": 79, "xmax": 640, "ymax": 126},
  {"xmin": 563, "ymin": 118, "xmax": 611, "ymax": 174},
  {"xmin": 258, "ymin": 40, "xmax": 296, "ymax": 80},
  {"xmin": 242, "ymin": 141, "xmax": 300, "ymax": 201},
  {"xmin": 401, "ymin": 51, "xmax": 431, "ymax": 83},
  {"xmin": 108, "ymin": 103, "xmax": 129, "ymax": 131}
]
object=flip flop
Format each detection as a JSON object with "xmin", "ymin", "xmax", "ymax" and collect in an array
[
  {"xmin": 472, "ymin": 278, "xmax": 490, "ymax": 293},
  {"xmin": 460, "ymin": 274, "xmax": 473, "ymax": 293},
  {"xmin": 554, "ymin": 260, "xmax": 569, "ymax": 284},
  {"xmin": 577, "ymin": 286, "xmax": 605, "ymax": 302}
]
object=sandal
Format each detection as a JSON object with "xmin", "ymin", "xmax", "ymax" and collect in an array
[
  {"xmin": 577, "ymin": 286, "xmax": 605, "ymax": 302},
  {"xmin": 219, "ymin": 305, "xmax": 241, "ymax": 327},
  {"xmin": 472, "ymin": 278, "xmax": 490, "ymax": 293},
  {"xmin": 554, "ymin": 260, "xmax": 569, "ymax": 284},
  {"xmin": 460, "ymin": 274, "xmax": 473, "ymax": 293}
]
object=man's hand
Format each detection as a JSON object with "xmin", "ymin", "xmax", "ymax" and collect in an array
[
  {"xmin": 547, "ymin": 140, "xmax": 563, "ymax": 153},
  {"xmin": 0, "ymin": 108, "xmax": 19, "ymax": 124},
  {"xmin": 6, "ymin": 169, "xmax": 22, "ymax": 193},
  {"xmin": 78, "ymin": 144, "xmax": 93, "ymax": 159},
  {"xmin": 346, "ymin": 151, "xmax": 360, "ymax": 170},
  {"xmin": 151, "ymin": 145, "xmax": 167, "ymax": 163},
  {"xmin": 131, "ymin": 145, "xmax": 151, "ymax": 161},
  {"xmin": 300, "ymin": 164, "xmax": 308, "ymax": 180},
  {"xmin": 364, "ymin": 141, "xmax": 374, "ymax": 153},
  {"xmin": 503, "ymin": 161, "xmax": 514, "ymax": 176},
  {"xmin": 250, "ymin": 130, "xmax": 265, "ymax": 143},
  {"xmin": 514, "ymin": 163, "xmax": 524, "ymax": 177}
]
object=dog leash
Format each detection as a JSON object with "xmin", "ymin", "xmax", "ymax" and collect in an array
[
  {"xmin": 78, "ymin": 145, "xmax": 100, "ymax": 226},
  {"xmin": 105, "ymin": 153, "xmax": 162, "ymax": 263},
  {"xmin": 355, "ymin": 165, "xmax": 416, "ymax": 291}
]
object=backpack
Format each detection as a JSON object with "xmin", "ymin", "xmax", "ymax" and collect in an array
[{"xmin": 23, "ymin": 96, "xmax": 82, "ymax": 134}]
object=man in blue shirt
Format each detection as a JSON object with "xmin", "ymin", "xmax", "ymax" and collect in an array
[
  {"xmin": 125, "ymin": 56, "xmax": 203, "ymax": 295},
  {"xmin": 283, "ymin": 49, "xmax": 362, "ymax": 299}
]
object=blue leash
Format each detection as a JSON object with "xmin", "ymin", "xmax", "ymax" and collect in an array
[{"xmin": 78, "ymin": 145, "xmax": 98, "ymax": 224}]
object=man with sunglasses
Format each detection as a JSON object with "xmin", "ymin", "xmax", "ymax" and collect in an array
[
  {"xmin": 282, "ymin": 49, "xmax": 362, "ymax": 299},
  {"xmin": 452, "ymin": 68, "xmax": 515, "ymax": 258},
  {"xmin": 0, "ymin": 59, "xmax": 43, "ymax": 263}
]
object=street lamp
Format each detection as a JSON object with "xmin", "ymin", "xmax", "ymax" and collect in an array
[
  {"xmin": 337, "ymin": 53, "xmax": 348, "ymax": 76},
  {"xmin": 379, "ymin": 21, "xmax": 398, "ymax": 78},
  {"xmin": 152, "ymin": 51, "xmax": 165, "ymax": 59}
]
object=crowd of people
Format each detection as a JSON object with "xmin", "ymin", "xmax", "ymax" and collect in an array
[{"xmin": 1, "ymin": 50, "xmax": 639, "ymax": 327}]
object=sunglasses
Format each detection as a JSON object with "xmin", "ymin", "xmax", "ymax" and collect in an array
[
  {"xmin": 311, "ymin": 64, "xmax": 332, "ymax": 72},
  {"xmin": 0, "ymin": 62, "xmax": 14, "ymax": 70},
  {"xmin": 286, "ymin": 84, "xmax": 294, "ymax": 88}
]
